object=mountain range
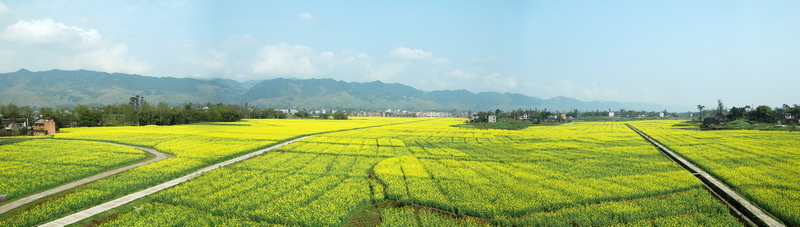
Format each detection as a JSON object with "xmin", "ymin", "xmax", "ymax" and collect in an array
[{"xmin": 0, "ymin": 69, "xmax": 687, "ymax": 111}]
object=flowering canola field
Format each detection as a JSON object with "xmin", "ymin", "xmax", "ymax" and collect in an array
[
  {"xmin": 630, "ymin": 120, "xmax": 800, "ymax": 226},
  {"xmin": 95, "ymin": 119, "xmax": 741, "ymax": 226},
  {"xmin": 0, "ymin": 139, "xmax": 147, "ymax": 202},
  {"xmin": 0, "ymin": 118, "xmax": 417, "ymax": 226}
]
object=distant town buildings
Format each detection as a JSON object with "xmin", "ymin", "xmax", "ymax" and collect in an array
[
  {"xmin": 417, "ymin": 112, "xmax": 452, "ymax": 118},
  {"xmin": 276, "ymin": 109, "xmax": 299, "ymax": 115},
  {"xmin": 488, "ymin": 115, "xmax": 497, "ymax": 123},
  {"xmin": 608, "ymin": 112, "xmax": 615, "ymax": 117}
]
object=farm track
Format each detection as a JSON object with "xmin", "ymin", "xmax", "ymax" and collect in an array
[
  {"xmin": 625, "ymin": 123, "xmax": 785, "ymax": 227},
  {"xmin": 39, "ymin": 136, "xmax": 309, "ymax": 227},
  {"xmin": 0, "ymin": 141, "xmax": 171, "ymax": 215}
]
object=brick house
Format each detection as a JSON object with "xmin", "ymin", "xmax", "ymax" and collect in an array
[{"xmin": 32, "ymin": 118, "xmax": 56, "ymax": 136}]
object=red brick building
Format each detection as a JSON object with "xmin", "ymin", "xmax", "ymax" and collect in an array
[{"xmin": 33, "ymin": 118, "xmax": 56, "ymax": 136}]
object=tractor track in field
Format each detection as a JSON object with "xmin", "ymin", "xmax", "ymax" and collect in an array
[
  {"xmin": 0, "ymin": 140, "xmax": 171, "ymax": 215},
  {"xmin": 625, "ymin": 123, "xmax": 785, "ymax": 227}
]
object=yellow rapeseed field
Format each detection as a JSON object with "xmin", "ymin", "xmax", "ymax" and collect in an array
[
  {"xmin": 630, "ymin": 120, "xmax": 800, "ymax": 226},
  {"xmin": 0, "ymin": 139, "xmax": 146, "ymax": 201},
  {"xmin": 95, "ymin": 119, "xmax": 741, "ymax": 226},
  {"xmin": 0, "ymin": 118, "xmax": 419, "ymax": 226}
]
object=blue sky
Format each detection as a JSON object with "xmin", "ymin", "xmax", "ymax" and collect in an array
[{"xmin": 0, "ymin": 0, "xmax": 798, "ymax": 109}]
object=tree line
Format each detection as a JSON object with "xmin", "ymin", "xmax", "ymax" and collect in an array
[
  {"xmin": 697, "ymin": 100, "xmax": 799, "ymax": 127},
  {"xmin": 469, "ymin": 108, "xmax": 679, "ymax": 123},
  {"xmin": 0, "ymin": 96, "xmax": 348, "ymax": 135}
]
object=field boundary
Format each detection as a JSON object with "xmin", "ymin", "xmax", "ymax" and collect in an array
[
  {"xmin": 625, "ymin": 123, "xmax": 784, "ymax": 227},
  {"xmin": 39, "ymin": 136, "xmax": 309, "ymax": 227},
  {"xmin": 0, "ymin": 140, "xmax": 170, "ymax": 215}
]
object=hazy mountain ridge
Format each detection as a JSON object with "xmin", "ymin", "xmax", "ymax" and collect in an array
[{"xmin": 0, "ymin": 69, "xmax": 685, "ymax": 111}]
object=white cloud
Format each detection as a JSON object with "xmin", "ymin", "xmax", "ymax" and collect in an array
[
  {"xmin": 482, "ymin": 72, "xmax": 518, "ymax": 91},
  {"xmin": 68, "ymin": 43, "xmax": 150, "ymax": 74},
  {"xmin": 297, "ymin": 12, "xmax": 314, "ymax": 21},
  {"xmin": 368, "ymin": 63, "xmax": 405, "ymax": 81},
  {"xmin": 0, "ymin": 18, "xmax": 150, "ymax": 74},
  {"xmin": 0, "ymin": 2, "xmax": 8, "ymax": 17},
  {"xmin": 1, "ymin": 18, "xmax": 101, "ymax": 48},
  {"xmin": 433, "ymin": 58, "xmax": 451, "ymax": 65},
  {"xmin": 198, "ymin": 49, "xmax": 230, "ymax": 76},
  {"xmin": 222, "ymin": 34, "xmax": 261, "ymax": 50},
  {"xmin": 251, "ymin": 43, "xmax": 319, "ymax": 76},
  {"xmin": 389, "ymin": 47, "xmax": 451, "ymax": 67},
  {"xmin": 245, "ymin": 43, "xmax": 409, "ymax": 81},
  {"xmin": 523, "ymin": 80, "xmax": 625, "ymax": 101},
  {"xmin": 447, "ymin": 69, "xmax": 477, "ymax": 80},
  {"xmin": 472, "ymin": 55, "xmax": 497, "ymax": 62},
  {"xmin": 390, "ymin": 47, "xmax": 433, "ymax": 60}
]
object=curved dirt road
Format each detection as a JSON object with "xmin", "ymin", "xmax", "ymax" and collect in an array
[{"xmin": 0, "ymin": 141, "xmax": 171, "ymax": 214}]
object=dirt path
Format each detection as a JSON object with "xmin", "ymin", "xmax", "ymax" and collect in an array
[
  {"xmin": 0, "ymin": 141, "xmax": 171, "ymax": 215},
  {"xmin": 39, "ymin": 136, "xmax": 309, "ymax": 227},
  {"xmin": 625, "ymin": 123, "xmax": 785, "ymax": 227}
]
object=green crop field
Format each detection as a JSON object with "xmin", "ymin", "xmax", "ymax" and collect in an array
[{"xmin": 630, "ymin": 120, "xmax": 800, "ymax": 226}]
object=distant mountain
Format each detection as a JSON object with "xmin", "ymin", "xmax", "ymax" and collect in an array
[{"xmin": 0, "ymin": 69, "xmax": 687, "ymax": 111}]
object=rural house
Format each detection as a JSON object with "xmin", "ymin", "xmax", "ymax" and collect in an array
[
  {"xmin": 1, "ymin": 118, "xmax": 28, "ymax": 131},
  {"xmin": 32, "ymin": 118, "xmax": 56, "ymax": 136}
]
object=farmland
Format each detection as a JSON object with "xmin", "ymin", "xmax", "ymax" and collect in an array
[
  {"xmin": 629, "ymin": 120, "xmax": 800, "ymax": 226},
  {"xmin": 0, "ymin": 118, "xmax": 419, "ymax": 226},
  {"xmin": 0, "ymin": 139, "xmax": 147, "ymax": 202},
  {"xmin": 84, "ymin": 119, "xmax": 741, "ymax": 226}
]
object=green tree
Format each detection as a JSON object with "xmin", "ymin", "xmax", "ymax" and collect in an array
[
  {"xmin": 697, "ymin": 105, "xmax": 705, "ymax": 119},
  {"xmin": 716, "ymin": 99, "xmax": 726, "ymax": 120},
  {"xmin": 294, "ymin": 111, "xmax": 310, "ymax": 118},
  {"xmin": 747, "ymin": 105, "xmax": 775, "ymax": 123},
  {"xmin": 333, "ymin": 111, "xmax": 348, "ymax": 120},
  {"xmin": 727, "ymin": 106, "xmax": 746, "ymax": 120},
  {"xmin": 75, "ymin": 105, "xmax": 102, "ymax": 127}
]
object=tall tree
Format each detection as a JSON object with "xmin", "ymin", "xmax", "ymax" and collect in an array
[{"xmin": 697, "ymin": 105, "xmax": 705, "ymax": 119}]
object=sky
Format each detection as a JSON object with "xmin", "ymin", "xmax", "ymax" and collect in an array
[{"xmin": 0, "ymin": 0, "xmax": 798, "ymax": 108}]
